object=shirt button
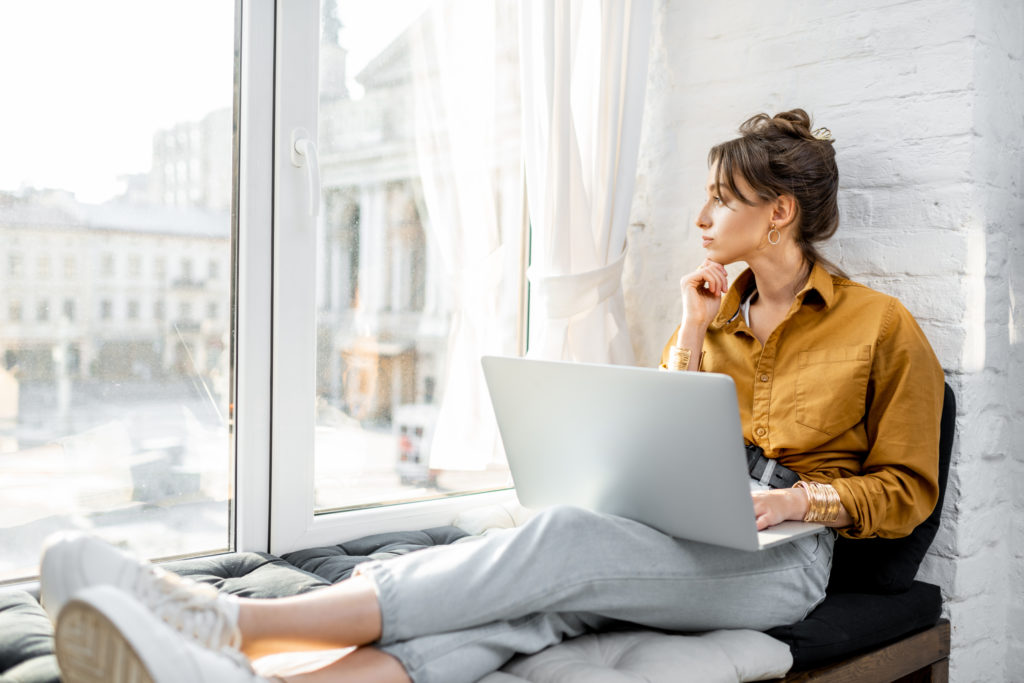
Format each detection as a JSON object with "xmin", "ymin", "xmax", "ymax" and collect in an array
[
  {"xmin": 755, "ymin": 427, "xmax": 767, "ymax": 437},
  {"xmin": 759, "ymin": 374, "xmax": 769, "ymax": 382}
]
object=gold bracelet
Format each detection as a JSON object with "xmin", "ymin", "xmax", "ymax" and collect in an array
[
  {"xmin": 794, "ymin": 481, "xmax": 841, "ymax": 523},
  {"xmin": 667, "ymin": 345, "xmax": 692, "ymax": 371}
]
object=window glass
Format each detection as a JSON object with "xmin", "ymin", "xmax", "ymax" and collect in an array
[
  {"xmin": 313, "ymin": 0, "xmax": 521, "ymax": 513},
  {"xmin": 0, "ymin": 1, "xmax": 236, "ymax": 582}
]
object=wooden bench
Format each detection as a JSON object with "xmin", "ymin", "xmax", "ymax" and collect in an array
[{"xmin": 781, "ymin": 618, "xmax": 950, "ymax": 683}]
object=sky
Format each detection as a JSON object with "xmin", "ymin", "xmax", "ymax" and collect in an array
[{"xmin": 0, "ymin": 0, "xmax": 427, "ymax": 203}]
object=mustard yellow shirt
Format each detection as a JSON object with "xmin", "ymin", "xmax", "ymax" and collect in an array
[{"xmin": 661, "ymin": 263, "xmax": 945, "ymax": 539}]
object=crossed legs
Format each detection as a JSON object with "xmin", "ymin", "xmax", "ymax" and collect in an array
[
  {"xmin": 230, "ymin": 505, "xmax": 831, "ymax": 683},
  {"xmin": 235, "ymin": 576, "xmax": 409, "ymax": 682},
  {"xmin": 50, "ymin": 506, "xmax": 832, "ymax": 683}
]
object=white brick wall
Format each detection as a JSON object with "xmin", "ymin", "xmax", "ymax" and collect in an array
[{"xmin": 625, "ymin": 1, "xmax": 1024, "ymax": 679}]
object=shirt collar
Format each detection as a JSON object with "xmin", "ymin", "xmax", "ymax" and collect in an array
[{"xmin": 711, "ymin": 261, "xmax": 836, "ymax": 331}]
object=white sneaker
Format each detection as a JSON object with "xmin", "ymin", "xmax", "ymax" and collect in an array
[
  {"xmin": 57, "ymin": 585, "xmax": 271, "ymax": 683},
  {"xmin": 40, "ymin": 532, "xmax": 241, "ymax": 651}
]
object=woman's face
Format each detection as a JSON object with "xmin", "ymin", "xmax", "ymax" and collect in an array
[{"xmin": 694, "ymin": 163, "xmax": 774, "ymax": 265}]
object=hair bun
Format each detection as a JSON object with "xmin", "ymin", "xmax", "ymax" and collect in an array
[
  {"xmin": 770, "ymin": 109, "xmax": 814, "ymax": 139},
  {"xmin": 739, "ymin": 108, "xmax": 824, "ymax": 143}
]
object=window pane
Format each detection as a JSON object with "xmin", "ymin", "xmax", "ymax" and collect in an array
[
  {"xmin": 0, "ymin": 1, "xmax": 236, "ymax": 582},
  {"xmin": 313, "ymin": 0, "xmax": 521, "ymax": 512}
]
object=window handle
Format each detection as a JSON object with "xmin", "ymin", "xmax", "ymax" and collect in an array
[{"xmin": 290, "ymin": 128, "xmax": 321, "ymax": 218}]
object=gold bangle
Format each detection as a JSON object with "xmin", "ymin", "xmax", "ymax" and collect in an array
[
  {"xmin": 794, "ymin": 481, "xmax": 841, "ymax": 524},
  {"xmin": 667, "ymin": 345, "xmax": 692, "ymax": 371}
]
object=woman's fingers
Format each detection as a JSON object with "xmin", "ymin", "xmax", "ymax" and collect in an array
[
  {"xmin": 705, "ymin": 260, "xmax": 728, "ymax": 294},
  {"xmin": 682, "ymin": 260, "xmax": 727, "ymax": 295}
]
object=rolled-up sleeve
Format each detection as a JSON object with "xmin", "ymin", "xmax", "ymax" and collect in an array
[{"xmin": 829, "ymin": 299, "xmax": 945, "ymax": 539}]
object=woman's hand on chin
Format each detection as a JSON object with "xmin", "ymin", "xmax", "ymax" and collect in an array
[
  {"xmin": 680, "ymin": 259, "xmax": 728, "ymax": 330},
  {"xmin": 751, "ymin": 488, "xmax": 810, "ymax": 531}
]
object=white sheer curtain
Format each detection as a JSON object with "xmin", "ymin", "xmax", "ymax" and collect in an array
[
  {"xmin": 520, "ymin": 0, "xmax": 652, "ymax": 363},
  {"xmin": 410, "ymin": 0, "xmax": 522, "ymax": 470}
]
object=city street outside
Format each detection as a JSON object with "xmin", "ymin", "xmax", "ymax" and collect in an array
[{"xmin": 0, "ymin": 378, "xmax": 510, "ymax": 583}]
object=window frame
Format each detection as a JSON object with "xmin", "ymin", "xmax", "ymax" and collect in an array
[
  {"xmin": 264, "ymin": 0, "xmax": 521, "ymax": 556},
  {"xmin": 233, "ymin": 0, "xmax": 275, "ymax": 553}
]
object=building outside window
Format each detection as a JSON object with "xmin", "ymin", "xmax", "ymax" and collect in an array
[
  {"xmin": 0, "ymin": 0, "xmax": 235, "ymax": 583},
  {"xmin": 0, "ymin": 0, "xmax": 523, "ymax": 581}
]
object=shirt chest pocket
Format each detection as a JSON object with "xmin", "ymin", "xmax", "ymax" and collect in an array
[{"xmin": 795, "ymin": 345, "xmax": 872, "ymax": 436}]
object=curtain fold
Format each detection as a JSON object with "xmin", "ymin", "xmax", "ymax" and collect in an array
[
  {"xmin": 520, "ymin": 0, "xmax": 653, "ymax": 364},
  {"xmin": 411, "ymin": 0, "xmax": 522, "ymax": 470}
]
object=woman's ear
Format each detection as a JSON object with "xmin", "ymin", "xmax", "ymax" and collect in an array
[{"xmin": 771, "ymin": 195, "xmax": 798, "ymax": 228}]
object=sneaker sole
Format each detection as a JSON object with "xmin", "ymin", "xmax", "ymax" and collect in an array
[{"xmin": 56, "ymin": 598, "xmax": 156, "ymax": 683}]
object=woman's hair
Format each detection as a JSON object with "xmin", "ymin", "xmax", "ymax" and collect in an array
[{"xmin": 708, "ymin": 108, "xmax": 845, "ymax": 277}]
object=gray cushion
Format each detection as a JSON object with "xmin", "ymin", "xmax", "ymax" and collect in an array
[
  {"xmin": 164, "ymin": 551, "xmax": 329, "ymax": 598},
  {"xmin": 0, "ymin": 591, "xmax": 58, "ymax": 683},
  {"xmin": 281, "ymin": 527, "xmax": 469, "ymax": 583}
]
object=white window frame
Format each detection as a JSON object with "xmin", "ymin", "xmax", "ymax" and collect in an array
[
  {"xmin": 234, "ymin": 0, "xmax": 275, "ymax": 553},
  {"xmin": 264, "ymin": 0, "xmax": 517, "ymax": 556}
]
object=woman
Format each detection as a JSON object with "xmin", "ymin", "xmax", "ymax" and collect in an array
[{"xmin": 46, "ymin": 109, "xmax": 944, "ymax": 683}]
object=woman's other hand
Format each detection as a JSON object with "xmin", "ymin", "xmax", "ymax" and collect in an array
[
  {"xmin": 680, "ymin": 259, "xmax": 728, "ymax": 330},
  {"xmin": 751, "ymin": 488, "xmax": 810, "ymax": 531}
]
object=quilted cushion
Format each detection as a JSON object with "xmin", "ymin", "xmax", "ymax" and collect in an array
[
  {"xmin": 282, "ymin": 527, "xmax": 469, "ymax": 583},
  {"xmin": 0, "ymin": 591, "xmax": 58, "ymax": 683},
  {"xmin": 478, "ymin": 629, "xmax": 792, "ymax": 683},
  {"xmin": 164, "ymin": 551, "xmax": 330, "ymax": 598}
]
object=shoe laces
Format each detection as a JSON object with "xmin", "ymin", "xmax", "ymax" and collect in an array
[{"xmin": 133, "ymin": 566, "xmax": 243, "ymax": 651}]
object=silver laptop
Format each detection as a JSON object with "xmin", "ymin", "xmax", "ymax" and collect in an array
[{"xmin": 480, "ymin": 356, "xmax": 823, "ymax": 552}]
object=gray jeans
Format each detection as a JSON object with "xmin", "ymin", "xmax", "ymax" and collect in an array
[{"xmin": 356, "ymin": 505, "xmax": 833, "ymax": 683}]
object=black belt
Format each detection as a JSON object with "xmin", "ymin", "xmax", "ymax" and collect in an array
[{"xmin": 745, "ymin": 444, "xmax": 800, "ymax": 489}]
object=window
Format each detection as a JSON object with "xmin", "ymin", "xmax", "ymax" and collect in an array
[
  {"xmin": 0, "ymin": 1, "xmax": 235, "ymax": 582},
  {"xmin": 270, "ymin": 0, "xmax": 524, "ymax": 552},
  {"xmin": 128, "ymin": 254, "xmax": 142, "ymax": 278},
  {"xmin": 101, "ymin": 253, "xmax": 115, "ymax": 277},
  {"xmin": 0, "ymin": 0, "xmax": 526, "ymax": 578}
]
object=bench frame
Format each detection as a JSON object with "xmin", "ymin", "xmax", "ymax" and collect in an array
[{"xmin": 781, "ymin": 618, "xmax": 950, "ymax": 682}]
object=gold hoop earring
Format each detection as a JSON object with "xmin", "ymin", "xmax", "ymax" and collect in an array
[{"xmin": 768, "ymin": 223, "xmax": 781, "ymax": 245}]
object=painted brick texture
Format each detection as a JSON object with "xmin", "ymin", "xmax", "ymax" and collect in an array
[{"xmin": 625, "ymin": 0, "xmax": 1023, "ymax": 679}]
